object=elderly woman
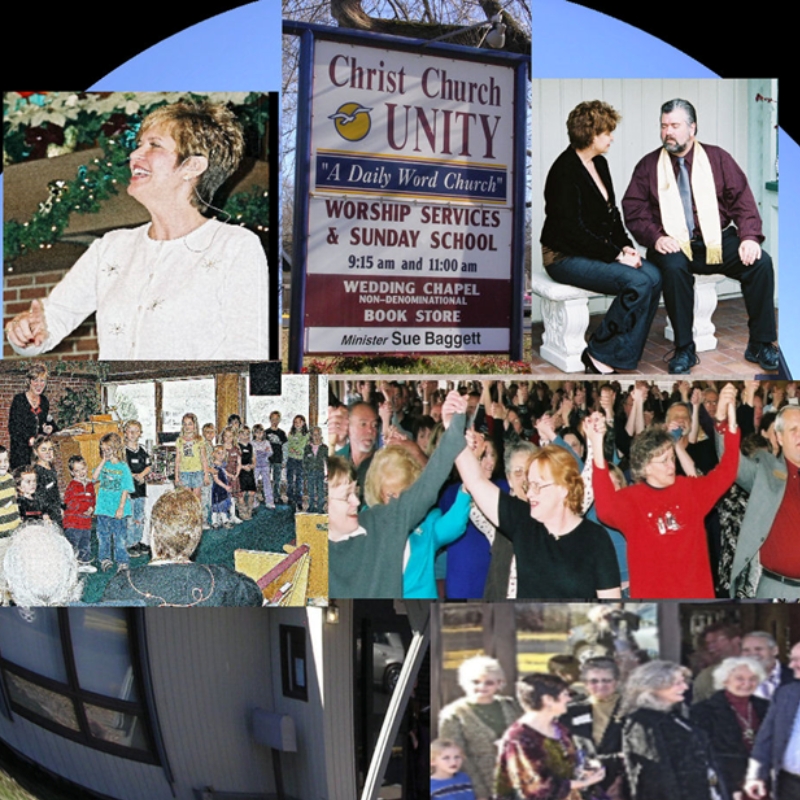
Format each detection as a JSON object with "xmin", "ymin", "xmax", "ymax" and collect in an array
[
  {"xmin": 456, "ymin": 438, "xmax": 621, "ymax": 599},
  {"xmin": 4, "ymin": 521, "xmax": 84, "ymax": 606},
  {"xmin": 689, "ymin": 657, "xmax": 768, "ymax": 798},
  {"xmin": 622, "ymin": 660, "xmax": 729, "ymax": 800},
  {"xmin": 8, "ymin": 364, "xmax": 58, "ymax": 470},
  {"xmin": 563, "ymin": 657, "xmax": 627, "ymax": 799},
  {"xmin": 541, "ymin": 100, "xmax": 662, "ymax": 374},
  {"xmin": 439, "ymin": 655, "xmax": 522, "ymax": 800},
  {"xmin": 102, "ymin": 488, "xmax": 262, "ymax": 606},
  {"xmin": 587, "ymin": 384, "xmax": 740, "ymax": 599},
  {"xmin": 6, "ymin": 100, "xmax": 268, "ymax": 360},
  {"xmin": 495, "ymin": 672, "xmax": 607, "ymax": 800}
]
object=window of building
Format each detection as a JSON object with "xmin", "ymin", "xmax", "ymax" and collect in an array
[
  {"xmin": 279, "ymin": 625, "xmax": 308, "ymax": 701},
  {"xmin": 0, "ymin": 608, "xmax": 159, "ymax": 763}
]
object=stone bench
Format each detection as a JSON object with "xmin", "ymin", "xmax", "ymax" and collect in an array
[{"xmin": 531, "ymin": 271, "xmax": 726, "ymax": 372}]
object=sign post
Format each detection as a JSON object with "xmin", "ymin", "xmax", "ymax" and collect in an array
[{"xmin": 285, "ymin": 22, "xmax": 529, "ymax": 370}]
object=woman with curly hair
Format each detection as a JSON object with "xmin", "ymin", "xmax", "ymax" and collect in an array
[{"xmin": 541, "ymin": 100, "xmax": 661, "ymax": 374}]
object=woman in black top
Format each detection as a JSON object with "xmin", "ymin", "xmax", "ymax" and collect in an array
[
  {"xmin": 541, "ymin": 100, "xmax": 661, "ymax": 374},
  {"xmin": 456, "ymin": 437, "xmax": 620, "ymax": 599},
  {"xmin": 8, "ymin": 364, "xmax": 58, "ymax": 470},
  {"xmin": 622, "ymin": 661, "xmax": 729, "ymax": 800}
]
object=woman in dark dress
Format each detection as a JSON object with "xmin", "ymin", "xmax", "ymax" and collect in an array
[
  {"xmin": 621, "ymin": 661, "xmax": 729, "ymax": 800},
  {"xmin": 8, "ymin": 364, "xmax": 58, "ymax": 470},
  {"xmin": 690, "ymin": 657, "xmax": 768, "ymax": 798},
  {"xmin": 541, "ymin": 100, "xmax": 661, "ymax": 374}
]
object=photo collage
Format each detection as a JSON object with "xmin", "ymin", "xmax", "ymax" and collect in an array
[{"xmin": 0, "ymin": 3, "xmax": 796, "ymax": 800}]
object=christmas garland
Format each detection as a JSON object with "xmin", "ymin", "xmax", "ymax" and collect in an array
[{"xmin": 3, "ymin": 92, "xmax": 270, "ymax": 262}]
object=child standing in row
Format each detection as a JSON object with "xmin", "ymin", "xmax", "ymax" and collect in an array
[
  {"xmin": 238, "ymin": 426, "xmax": 256, "ymax": 518},
  {"xmin": 220, "ymin": 425, "xmax": 243, "ymax": 524},
  {"xmin": 175, "ymin": 413, "xmax": 209, "ymax": 503},
  {"xmin": 251, "ymin": 424, "xmax": 274, "ymax": 509},
  {"xmin": 210, "ymin": 445, "xmax": 234, "ymax": 528},
  {"xmin": 63, "ymin": 455, "xmax": 96, "ymax": 573},
  {"xmin": 201, "ymin": 422, "xmax": 216, "ymax": 529},
  {"xmin": 93, "ymin": 432, "xmax": 134, "ymax": 573},
  {"xmin": 15, "ymin": 466, "xmax": 44, "ymax": 521},
  {"xmin": 32, "ymin": 436, "xmax": 62, "ymax": 526},
  {"xmin": 266, "ymin": 411, "xmax": 286, "ymax": 504},
  {"xmin": 0, "ymin": 447, "xmax": 21, "ymax": 604},
  {"xmin": 287, "ymin": 415, "xmax": 309, "ymax": 511},
  {"xmin": 303, "ymin": 426, "xmax": 328, "ymax": 513},
  {"xmin": 124, "ymin": 420, "xmax": 151, "ymax": 556}
]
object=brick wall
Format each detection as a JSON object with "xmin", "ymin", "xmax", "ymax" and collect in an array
[
  {"xmin": 3, "ymin": 268, "xmax": 99, "ymax": 360},
  {"xmin": 0, "ymin": 369, "xmax": 101, "ymax": 480}
]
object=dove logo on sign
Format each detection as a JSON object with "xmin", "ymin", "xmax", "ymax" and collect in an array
[{"xmin": 329, "ymin": 103, "xmax": 373, "ymax": 141}]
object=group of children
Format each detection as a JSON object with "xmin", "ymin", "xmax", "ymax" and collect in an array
[{"xmin": 0, "ymin": 408, "xmax": 328, "ymax": 588}]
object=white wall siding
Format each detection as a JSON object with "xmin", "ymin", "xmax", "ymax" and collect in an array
[{"xmin": 144, "ymin": 608, "xmax": 276, "ymax": 799}]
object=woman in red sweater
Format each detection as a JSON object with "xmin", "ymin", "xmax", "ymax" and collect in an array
[{"xmin": 586, "ymin": 383, "xmax": 740, "ymax": 598}]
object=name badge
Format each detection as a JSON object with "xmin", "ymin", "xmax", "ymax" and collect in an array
[{"xmin": 573, "ymin": 713, "xmax": 592, "ymax": 726}]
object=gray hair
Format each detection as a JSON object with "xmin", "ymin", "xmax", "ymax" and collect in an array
[
  {"xmin": 503, "ymin": 441, "xmax": 538, "ymax": 478},
  {"xmin": 581, "ymin": 656, "xmax": 620, "ymax": 681},
  {"xmin": 712, "ymin": 657, "xmax": 766, "ymax": 691},
  {"xmin": 620, "ymin": 660, "xmax": 685, "ymax": 715},
  {"xmin": 776, "ymin": 405, "xmax": 800, "ymax": 434},
  {"xmin": 629, "ymin": 426, "xmax": 674, "ymax": 483},
  {"xmin": 457, "ymin": 655, "xmax": 506, "ymax": 691},
  {"xmin": 743, "ymin": 630, "xmax": 778, "ymax": 648},
  {"xmin": 661, "ymin": 98, "xmax": 697, "ymax": 128},
  {"xmin": 4, "ymin": 522, "xmax": 83, "ymax": 607}
]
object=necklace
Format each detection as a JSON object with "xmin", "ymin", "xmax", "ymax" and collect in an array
[
  {"xmin": 124, "ymin": 563, "xmax": 216, "ymax": 607},
  {"xmin": 730, "ymin": 700, "xmax": 754, "ymax": 745}
]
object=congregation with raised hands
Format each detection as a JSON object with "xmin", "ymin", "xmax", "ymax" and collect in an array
[
  {"xmin": 433, "ymin": 622, "xmax": 800, "ymax": 800},
  {"xmin": 327, "ymin": 378, "xmax": 800, "ymax": 600}
]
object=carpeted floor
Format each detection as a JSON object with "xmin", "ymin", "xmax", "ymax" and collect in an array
[{"xmin": 80, "ymin": 504, "xmax": 298, "ymax": 603}]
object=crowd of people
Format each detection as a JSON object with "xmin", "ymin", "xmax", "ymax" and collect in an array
[
  {"xmin": 433, "ymin": 634, "xmax": 800, "ymax": 800},
  {"xmin": 327, "ymin": 378, "xmax": 800, "ymax": 600},
  {"xmin": 0, "ymin": 365, "xmax": 326, "ymax": 606}
]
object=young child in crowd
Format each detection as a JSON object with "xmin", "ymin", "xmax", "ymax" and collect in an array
[
  {"xmin": 32, "ymin": 435, "xmax": 62, "ymax": 526},
  {"xmin": 220, "ymin": 425, "xmax": 242, "ymax": 524},
  {"xmin": 303, "ymin": 426, "xmax": 328, "ymax": 514},
  {"xmin": 430, "ymin": 740, "xmax": 475, "ymax": 800},
  {"xmin": 93, "ymin": 432, "xmax": 134, "ymax": 573},
  {"xmin": 63, "ymin": 455, "xmax": 97, "ymax": 573},
  {"xmin": 251, "ymin": 423, "xmax": 274, "ymax": 510},
  {"xmin": 175, "ymin": 413, "xmax": 209, "ymax": 504},
  {"xmin": 14, "ymin": 466, "xmax": 43, "ymax": 522},
  {"xmin": 287, "ymin": 415, "xmax": 310, "ymax": 511},
  {"xmin": 210, "ymin": 445, "xmax": 234, "ymax": 528},
  {"xmin": 238, "ymin": 426, "xmax": 256, "ymax": 519},
  {"xmin": 201, "ymin": 422, "xmax": 217, "ymax": 529},
  {"xmin": 0, "ymin": 447, "xmax": 21, "ymax": 603},
  {"xmin": 124, "ymin": 420, "xmax": 151, "ymax": 557},
  {"xmin": 266, "ymin": 411, "xmax": 287, "ymax": 504}
]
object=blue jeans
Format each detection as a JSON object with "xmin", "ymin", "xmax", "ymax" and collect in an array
[
  {"xmin": 97, "ymin": 516, "xmax": 129, "ymax": 566},
  {"xmin": 127, "ymin": 496, "xmax": 146, "ymax": 548},
  {"xmin": 65, "ymin": 527, "xmax": 92, "ymax": 563},
  {"xmin": 271, "ymin": 462, "xmax": 283, "ymax": 502},
  {"xmin": 286, "ymin": 458, "xmax": 304, "ymax": 507},
  {"xmin": 546, "ymin": 255, "xmax": 662, "ymax": 370},
  {"xmin": 307, "ymin": 471, "xmax": 325, "ymax": 513}
]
